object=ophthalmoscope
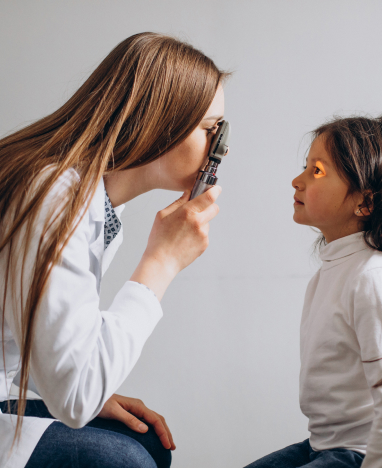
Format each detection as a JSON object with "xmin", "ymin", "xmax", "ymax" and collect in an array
[{"xmin": 190, "ymin": 120, "xmax": 231, "ymax": 200}]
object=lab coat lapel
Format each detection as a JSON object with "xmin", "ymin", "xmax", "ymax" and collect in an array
[
  {"xmin": 88, "ymin": 177, "xmax": 126, "ymax": 277},
  {"xmin": 102, "ymin": 204, "xmax": 125, "ymax": 276},
  {"xmin": 88, "ymin": 178, "xmax": 106, "ymax": 267}
]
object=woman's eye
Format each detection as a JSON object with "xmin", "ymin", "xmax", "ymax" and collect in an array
[
  {"xmin": 206, "ymin": 126, "xmax": 218, "ymax": 135},
  {"xmin": 314, "ymin": 166, "xmax": 322, "ymax": 174}
]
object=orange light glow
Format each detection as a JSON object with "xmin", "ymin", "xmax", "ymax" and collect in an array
[{"xmin": 314, "ymin": 161, "xmax": 326, "ymax": 178}]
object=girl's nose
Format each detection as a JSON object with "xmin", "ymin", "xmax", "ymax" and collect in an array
[{"xmin": 292, "ymin": 173, "xmax": 305, "ymax": 191}]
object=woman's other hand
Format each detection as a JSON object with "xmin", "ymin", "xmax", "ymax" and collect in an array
[
  {"xmin": 130, "ymin": 185, "xmax": 222, "ymax": 300},
  {"xmin": 98, "ymin": 394, "xmax": 176, "ymax": 450}
]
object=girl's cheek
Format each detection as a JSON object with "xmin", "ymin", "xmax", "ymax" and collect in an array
[{"xmin": 305, "ymin": 188, "xmax": 321, "ymax": 206}]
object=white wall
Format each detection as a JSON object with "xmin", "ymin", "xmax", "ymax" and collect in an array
[{"xmin": 2, "ymin": 1, "xmax": 382, "ymax": 466}]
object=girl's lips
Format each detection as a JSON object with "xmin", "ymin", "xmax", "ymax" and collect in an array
[{"xmin": 294, "ymin": 196, "xmax": 304, "ymax": 205}]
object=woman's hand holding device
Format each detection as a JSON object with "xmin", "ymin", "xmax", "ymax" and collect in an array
[{"xmin": 130, "ymin": 184, "xmax": 222, "ymax": 300}]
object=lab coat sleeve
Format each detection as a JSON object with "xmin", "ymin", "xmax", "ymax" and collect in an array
[
  {"xmin": 353, "ymin": 268, "xmax": 382, "ymax": 467},
  {"xmin": 4, "ymin": 172, "xmax": 163, "ymax": 428}
]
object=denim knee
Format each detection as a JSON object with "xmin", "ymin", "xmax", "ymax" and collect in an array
[
  {"xmin": 76, "ymin": 428, "xmax": 158, "ymax": 468},
  {"xmin": 26, "ymin": 422, "xmax": 158, "ymax": 468},
  {"xmin": 155, "ymin": 447, "xmax": 172, "ymax": 468}
]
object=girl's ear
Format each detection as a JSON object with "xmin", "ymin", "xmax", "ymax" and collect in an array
[{"xmin": 355, "ymin": 190, "xmax": 373, "ymax": 217}]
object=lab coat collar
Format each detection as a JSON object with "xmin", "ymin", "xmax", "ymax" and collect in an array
[
  {"xmin": 89, "ymin": 176, "xmax": 106, "ymax": 223},
  {"xmin": 89, "ymin": 176, "xmax": 126, "ymax": 221},
  {"xmin": 88, "ymin": 176, "xmax": 125, "ymax": 276},
  {"xmin": 320, "ymin": 232, "xmax": 368, "ymax": 262}
]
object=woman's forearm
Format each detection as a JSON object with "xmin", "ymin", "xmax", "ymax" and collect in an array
[{"xmin": 130, "ymin": 186, "xmax": 221, "ymax": 301}]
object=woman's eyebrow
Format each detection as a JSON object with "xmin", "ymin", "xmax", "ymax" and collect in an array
[{"xmin": 202, "ymin": 114, "xmax": 224, "ymax": 122}]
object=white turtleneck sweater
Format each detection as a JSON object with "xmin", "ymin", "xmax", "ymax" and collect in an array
[{"xmin": 300, "ymin": 232, "xmax": 382, "ymax": 468}]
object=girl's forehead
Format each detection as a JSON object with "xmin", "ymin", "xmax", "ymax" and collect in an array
[
  {"xmin": 306, "ymin": 137, "xmax": 332, "ymax": 166},
  {"xmin": 307, "ymin": 156, "xmax": 332, "ymax": 167}
]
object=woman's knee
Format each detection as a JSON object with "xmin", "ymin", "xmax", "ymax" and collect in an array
[
  {"xmin": 89, "ymin": 428, "xmax": 171, "ymax": 468},
  {"xmin": 26, "ymin": 422, "xmax": 159, "ymax": 468},
  {"xmin": 85, "ymin": 417, "xmax": 172, "ymax": 468},
  {"xmin": 77, "ymin": 429, "xmax": 158, "ymax": 468},
  {"xmin": 129, "ymin": 424, "xmax": 171, "ymax": 468},
  {"xmin": 154, "ymin": 447, "xmax": 172, "ymax": 468}
]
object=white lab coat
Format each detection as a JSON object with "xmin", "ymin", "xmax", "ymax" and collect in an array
[{"xmin": 0, "ymin": 169, "xmax": 163, "ymax": 468}]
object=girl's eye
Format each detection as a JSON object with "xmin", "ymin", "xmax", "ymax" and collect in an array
[
  {"xmin": 313, "ymin": 161, "xmax": 326, "ymax": 178},
  {"xmin": 302, "ymin": 163, "xmax": 325, "ymax": 177}
]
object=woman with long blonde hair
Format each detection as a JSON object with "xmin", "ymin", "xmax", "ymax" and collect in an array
[{"xmin": 0, "ymin": 32, "xmax": 228, "ymax": 468}]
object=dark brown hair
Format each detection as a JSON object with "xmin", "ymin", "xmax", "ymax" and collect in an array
[
  {"xmin": 0, "ymin": 32, "xmax": 229, "ymax": 443},
  {"xmin": 312, "ymin": 116, "xmax": 382, "ymax": 250}
]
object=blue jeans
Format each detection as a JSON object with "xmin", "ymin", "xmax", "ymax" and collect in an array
[
  {"xmin": 244, "ymin": 439, "xmax": 365, "ymax": 468},
  {"xmin": 0, "ymin": 400, "xmax": 171, "ymax": 468}
]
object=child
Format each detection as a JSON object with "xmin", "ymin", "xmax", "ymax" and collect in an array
[{"xmin": 246, "ymin": 117, "xmax": 382, "ymax": 468}]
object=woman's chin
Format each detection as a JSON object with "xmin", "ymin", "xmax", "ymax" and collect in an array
[
  {"xmin": 163, "ymin": 182, "xmax": 194, "ymax": 193},
  {"xmin": 160, "ymin": 175, "xmax": 199, "ymax": 193},
  {"xmin": 181, "ymin": 178, "xmax": 198, "ymax": 193}
]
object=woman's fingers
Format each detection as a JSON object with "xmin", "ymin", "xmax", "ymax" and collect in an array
[
  {"xmin": 112, "ymin": 402, "xmax": 150, "ymax": 433},
  {"xmin": 159, "ymin": 185, "xmax": 221, "ymax": 220},
  {"xmin": 187, "ymin": 185, "xmax": 222, "ymax": 213},
  {"xmin": 139, "ymin": 408, "xmax": 175, "ymax": 450},
  {"xmin": 117, "ymin": 396, "xmax": 175, "ymax": 450},
  {"xmin": 197, "ymin": 202, "xmax": 220, "ymax": 225},
  {"xmin": 153, "ymin": 411, "xmax": 176, "ymax": 450},
  {"xmin": 99, "ymin": 396, "xmax": 150, "ymax": 433},
  {"xmin": 98, "ymin": 395, "xmax": 175, "ymax": 450}
]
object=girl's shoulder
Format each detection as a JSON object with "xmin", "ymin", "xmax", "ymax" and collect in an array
[
  {"xmin": 312, "ymin": 239, "xmax": 382, "ymax": 292},
  {"xmin": 346, "ymin": 244, "xmax": 382, "ymax": 291},
  {"xmin": 355, "ymin": 243, "xmax": 382, "ymax": 272}
]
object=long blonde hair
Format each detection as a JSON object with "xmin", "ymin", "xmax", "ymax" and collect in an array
[{"xmin": 0, "ymin": 32, "xmax": 228, "ymax": 441}]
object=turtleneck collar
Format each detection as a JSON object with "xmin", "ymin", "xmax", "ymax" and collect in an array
[{"xmin": 319, "ymin": 232, "xmax": 368, "ymax": 263}]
